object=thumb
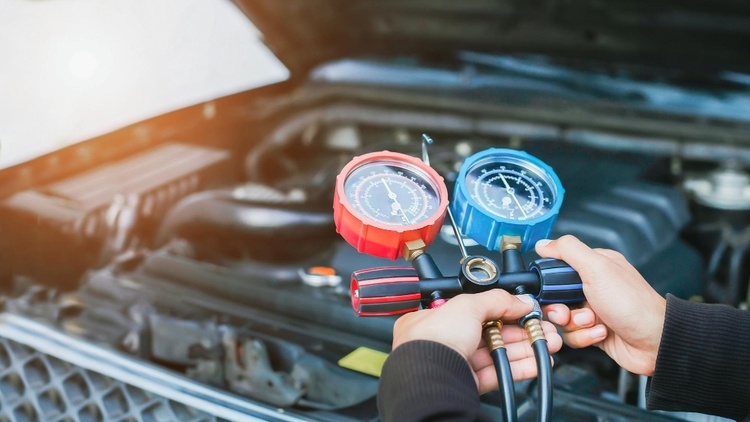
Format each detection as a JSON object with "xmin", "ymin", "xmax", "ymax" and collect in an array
[
  {"xmin": 535, "ymin": 235, "xmax": 609, "ymax": 283},
  {"xmin": 448, "ymin": 289, "xmax": 534, "ymax": 322},
  {"xmin": 535, "ymin": 235, "xmax": 595, "ymax": 267}
]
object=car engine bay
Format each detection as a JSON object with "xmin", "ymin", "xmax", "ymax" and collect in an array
[{"xmin": 1, "ymin": 67, "xmax": 749, "ymax": 421}]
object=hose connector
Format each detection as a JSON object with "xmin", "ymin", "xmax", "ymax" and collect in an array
[
  {"xmin": 518, "ymin": 295, "xmax": 545, "ymax": 344},
  {"xmin": 517, "ymin": 294, "xmax": 542, "ymax": 325},
  {"xmin": 524, "ymin": 317, "xmax": 546, "ymax": 344},
  {"xmin": 482, "ymin": 320, "xmax": 505, "ymax": 351}
]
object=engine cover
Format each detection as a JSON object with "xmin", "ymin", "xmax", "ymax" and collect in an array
[{"xmin": 0, "ymin": 143, "xmax": 230, "ymax": 289}]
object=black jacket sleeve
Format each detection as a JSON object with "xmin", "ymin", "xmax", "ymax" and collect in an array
[
  {"xmin": 648, "ymin": 294, "xmax": 750, "ymax": 421},
  {"xmin": 377, "ymin": 340, "xmax": 491, "ymax": 422}
]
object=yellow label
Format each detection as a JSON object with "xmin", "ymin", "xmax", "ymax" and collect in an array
[{"xmin": 338, "ymin": 347, "xmax": 389, "ymax": 378}]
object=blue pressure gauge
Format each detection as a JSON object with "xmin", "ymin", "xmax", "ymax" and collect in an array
[{"xmin": 451, "ymin": 149, "xmax": 564, "ymax": 252}]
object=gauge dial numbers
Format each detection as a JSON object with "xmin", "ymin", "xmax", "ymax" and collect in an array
[
  {"xmin": 451, "ymin": 148, "xmax": 565, "ymax": 253},
  {"xmin": 465, "ymin": 157, "xmax": 557, "ymax": 222},
  {"xmin": 334, "ymin": 151, "xmax": 449, "ymax": 260},
  {"xmin": 344, "ymin": 162, "xmax": 441, "ymax": 227}
]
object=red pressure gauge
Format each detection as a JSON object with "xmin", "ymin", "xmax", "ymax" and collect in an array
[{"xmin": 333, "ymin": 151, "xmax": 449, "ymax": 260}]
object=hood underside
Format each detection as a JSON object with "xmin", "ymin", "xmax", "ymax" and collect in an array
[{"xmin": 233, "ymin": 0, "xmax": 750, "ymax": 76}]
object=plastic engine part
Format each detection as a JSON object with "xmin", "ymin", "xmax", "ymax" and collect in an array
[
  {"xmin": 553, "ymin": 182, "xmax": 690, "ymax": 267},
  {"xmin": 0, "ymin": 336, "xmax": 224, "ymax": 422},
  {"xmin": 0, "ymin": 143, "xmax": 230, "ymax": 288}
]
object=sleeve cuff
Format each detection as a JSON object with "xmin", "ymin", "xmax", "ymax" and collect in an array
[
  {"xmin": 377, "ymin": 340, "xmax": 486, "ymax": 422},
  {"xmin": 647, "ymin": 294, "xmax": 750, "ymax": 420}
]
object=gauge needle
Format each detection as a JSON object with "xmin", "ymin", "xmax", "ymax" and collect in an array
[
  {"xmin": 382, "ymin": 178, "xmax": 398, "ymax": 201},
  {"xmin": 499, "ymin": 173, "xmax": 528, "ymax": 218},
  {"xmin": 382, "ymin": 178, "xmax": 412, "ymax": 225}
]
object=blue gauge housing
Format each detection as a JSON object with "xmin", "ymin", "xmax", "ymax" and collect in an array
[{"xmin": 451, "ymin": 148, "xmax": 565, "ymax": 252}]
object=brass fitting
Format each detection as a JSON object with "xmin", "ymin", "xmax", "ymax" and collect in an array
[
  {"xmin": 482, "ymin": 320, "xmax": 505, "ymax": 351},
  {"xmin": 500, "ymin": 235, "xmax": 522, "ymax": 252},
  {"xmin": 464, "ymin": 256, "xmax": 498, "ymax": 283},
  {"xmin": 403, "ymin": 239, "xmax": 427, "ymax": 261},
  {"xmin": 524, "ymin": 318, "xmax": 546, "ymax": 344}
]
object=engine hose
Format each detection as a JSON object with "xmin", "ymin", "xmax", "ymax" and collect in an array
[
  {"xmin": 154, "ymin": 189, "xmax": 334, "ymax": 248},
  {"xmin": 141, "ymin": 250, "xmax": 397, "ymax": 343},
  {"xmin": 532, "ymin": 339, "xmax": 552, "ymax": 422},
  {"xmin": 483, "ymin": 321, "xmax": 517, "ymax": 422}
]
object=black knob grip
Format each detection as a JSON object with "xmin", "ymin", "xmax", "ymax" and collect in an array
[
  {"xmin": 351, "ymin": 267, "xmax": 422, "ymax": 316},
  {"xmin": 528, "ymin": 258, "xmax": 585, "ymax": 304}
]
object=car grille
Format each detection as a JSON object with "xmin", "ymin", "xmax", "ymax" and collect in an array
[
  {"xmin": 0, "ymin": 313, "xmax": 307, "ymax": 422},
  {"xmin": 0, "ymin": 336, "xmax": 223, "ymax": 422}
]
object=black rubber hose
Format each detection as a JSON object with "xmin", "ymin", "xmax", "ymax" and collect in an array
[
  {"xmin": 154, "ymin": 190, "xmax": 334, "ymax": 247},
  {"xmin": 532, "ymin": 339, "xmax": 552, "ymax": 422},
  {"xmin": 141, "ymin": 251, "xmax": 397, "ymax": 343},
  {"xmin": 490, "ymin": 347, "xmax": 517, "ymax": 422}
]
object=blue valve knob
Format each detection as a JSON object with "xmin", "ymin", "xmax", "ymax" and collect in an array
[
  {"xmin": 529, "ymin": 258, "xmax": 585, "ymax": 304},
  {"xmin": 451, "ymin": 149, "xmax": 565, "ymax": 252}
]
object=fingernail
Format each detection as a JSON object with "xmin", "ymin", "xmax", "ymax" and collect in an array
[
  {"xmin": 590, "ymin": 326, "xmax": 607, "ymax": 340},
  {"xmin": 517, "ymin": 294, "xmax": 534, "ymax": 304},
  {"xmin": 547, "ymin": 311, "xmax": 559, "ymax": 322},
  {"xmin": 573, "ymin": 312, "xmax": 593, "ymax": 326},
  {"xmin": 535, "ymin": 239, "xmax": 552, "ymax": 248}
]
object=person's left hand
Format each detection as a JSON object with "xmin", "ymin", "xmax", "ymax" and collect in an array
[{"xmin": 391, "ymin": 289, "xmax": 562, "ymax": 394}]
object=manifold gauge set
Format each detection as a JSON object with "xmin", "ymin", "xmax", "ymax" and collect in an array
[
  {"xmin": 333, "ymin": 142, "xmax": 565, "ymax": 261},
  {"xmin": 332, "ymin": 135, "xmax": 581, "ymax": 422}
]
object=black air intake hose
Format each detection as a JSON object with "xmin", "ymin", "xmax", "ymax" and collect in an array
[{"xmin": 155, "ymin": 190, "xmax": 336, "ymax": 262}]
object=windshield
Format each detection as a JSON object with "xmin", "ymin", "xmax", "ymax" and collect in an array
[{"xmin": 0, "ymin": 0, "xmax": 289, "ymax": 169}]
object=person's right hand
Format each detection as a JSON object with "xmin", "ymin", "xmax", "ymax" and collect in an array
[
  {"xmin": 535, "ymin": 235, "xmax": 666, "ymax": 376},
  {"xmin": 391, "ymin": 289, "xmax": 562, "ymax": 394}
]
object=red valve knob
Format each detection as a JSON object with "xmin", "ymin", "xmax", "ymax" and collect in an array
[{"xmin": 351, "ymin": 267, "xmax": 422, "ymax": 316}]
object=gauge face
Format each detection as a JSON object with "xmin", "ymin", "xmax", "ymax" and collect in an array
[
  {"xmin": 465, "ymin": 156, "xmax": 557, "ymax": 221},
  {"xmin": 343, "ymin": 159, "xmax": 442, "ymax": 227}
]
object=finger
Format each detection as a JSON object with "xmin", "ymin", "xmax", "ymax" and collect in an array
[
  {"xmin": 498, "ymin": 325, "xmax": 531, "ymax": 344},
  {"xmin": 510, "ymin": 356, "xmax": 543, "ymax": 381},
  {"xmin": 543, "ymin": 303, "xmax": 571, "ymax": 326},
  {"xmin": 447, "ymin": 289, "xmax": 534, "ymax": 322},
  {"xmin": 535, "ymin": 235, "xmax": 593, "ymax": 264},
  {"xmin": 561, "ymin": 324, "xmax": 608, "ymax": 348},
  {"xmin": 472, "ymin": 322, "xmax": 561, "ymax": 369},
  {"xmin": 476, "ymin": 355, "xmax": 552, "ymax": 393},
  {"xmin": 505, "ymin": 331, "xmax": 563, "ymax": 362},
  {"xmin": 541, "ymin": 320, "xmax": 559, "ymax": 335},
  {"xmin": 476, "ymin": 365, "xmax": 499, "ymax": 394},
  {"xmin": 476, "ymin": 348, "xmax": 559, "ymax": 393},
  {"xmin": 500, "ymin": 320, "xmax": 557, "ymax": 343},
  {"xmin": 471, "ymin": 321, "xmax": 557, "ymax": 370},
  {"xmin": 494, "ymin": 322, "xmax": 557, "ymax": 348},
  {"xmin": 468, "ymin": 347, "xmax": 493, "ymax": 372},
  {"xmin": 559, "ymin": 308, "xmax": 597, "ymax": 332},
  {"xmin": 545, "ymin": 332, "xmax": 563, "ymax": 354}
]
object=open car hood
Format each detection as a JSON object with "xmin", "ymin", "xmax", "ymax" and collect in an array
[{"xmin": 232, "ymin": 0, "xmax": 750, "ymax": 76}]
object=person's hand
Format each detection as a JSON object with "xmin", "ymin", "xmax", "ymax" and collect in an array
[
  {"xmin": 536, "ymin": 235, "xmax": 666, "ymax": 376},
  {"xmin": 391, "ymin": 289, "xmax": 562, "ymax": 394}
]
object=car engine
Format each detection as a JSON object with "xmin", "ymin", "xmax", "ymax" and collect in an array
[{"xmin": 0, "ymin": 68, "xmax": 748, "ymax": 421}]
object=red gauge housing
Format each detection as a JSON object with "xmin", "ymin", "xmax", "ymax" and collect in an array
[{"xmin": 333, "ymin": 151, "xmax": 449, "ymax": 260}]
